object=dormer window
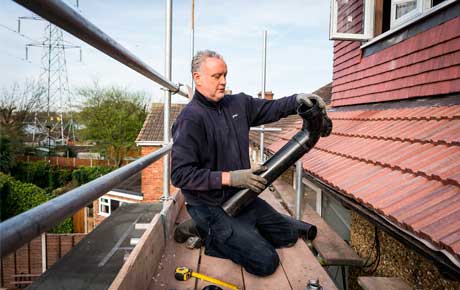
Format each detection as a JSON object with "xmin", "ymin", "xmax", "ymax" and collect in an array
[{"xmin": 329, "ymin": 0, "xmax": 452, "ymax": 41}]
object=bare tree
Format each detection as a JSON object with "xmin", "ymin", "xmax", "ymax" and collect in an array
[{"xmin": 0, "ymin": 80, "xmax": 46, "ymax": 138}]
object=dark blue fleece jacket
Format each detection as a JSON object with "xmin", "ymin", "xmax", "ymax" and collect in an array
[{"xmin": 171, "ymin": 90, "xmax": 298, "ymax": 206}]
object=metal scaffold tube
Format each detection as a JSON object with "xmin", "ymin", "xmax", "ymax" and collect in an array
[
  {"xmin": 295, "ymin": 160, "xmax": 303, "ymax": 220},
  {"xmin": 13, "ymin": 0, "xmax": 188, "ymax": 97},
  {"xmin": 163, "ymin": 0, "xmax": 173, "ymax": 200},
  {"xmin": 259, "ymin": 30, "xmax": 267, "ymax": 163},
  {"xmin": 0, "ymin": 145, "xmax": 172, "ymax": 257}
]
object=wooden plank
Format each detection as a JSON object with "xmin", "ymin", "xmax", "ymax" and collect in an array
[
  {"xmin": 108, "ymin": 214, "xmax": 165, "ymax": 290},
  {"xmin": 242, "ymin": 189, "xmax": 294, "ymax": 290},
  {"xmin": 148, "ymin": 241, "xmax": 200, "ymax": 290},
  {"xmin": 302, "ymin": 205, "xmax": 364, "ymax": 266},
  {"xmin": 278, "ymin": 241, "xmax": 338, "ymax": 290},
  {"xmin": 197, "ymin": 249, "xmax": 244, "ymax": 290},
  {"xmin": 358, "ymin": 277, "xmax": 411, "ymax": 290},
  {"xmin": 148, "ymin": 205, "xmax": 200, "ymax": 290},
  {"xmin": 46, "ymin": 235, "xmax": 59, "ymax": 269},
  {"xmin": 109, "ymin": 190, "xmax": 184, "ymax": 290},
  {"xmin": 60, "ymin": 235, "xmax": 73, "ymax": 257},
  {"xmin": 243, "ymin": 267, "xmax": 291, "ymax": 290},
  {"xmin": 261, "ymin": 189, "xmax": 338, "ymax": 289},
  {"xmin": 272, "ymin": 180, "xmax": 364, "ymax": 267},
  {"xmin": 29, "ymin": 237, "xmax": 42, "ymax": 275},
  {"xmin": 15, "ymin": 242, "xmax": 29, "ymax": 276}
]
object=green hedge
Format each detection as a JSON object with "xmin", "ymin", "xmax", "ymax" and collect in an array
[
  {"xmin": 10, "ymin": 161, "xmax": 72, "ymax": 191},
  {"xmin": 0, "ymin": 172, "xmax": 73, "ymax": 233},
  {"xmin": 71, "ymin": 166, "xmax": 114, "ymax": 185}
]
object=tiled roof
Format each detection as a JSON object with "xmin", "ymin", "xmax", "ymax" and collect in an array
[
  {"xmin": 313, "ymin": 82, "xmax": 332, "ymax": 106},
  {"xmin": 256, "ymin": 103, "xmax": 460, "ymax": 261},
  {"xmin": 136, "ymin": 103, "xmax": 186, "ymax": 143},
  {"xmin": 249, "ymin": 84, "xmax": 332, "ymax": 145}
]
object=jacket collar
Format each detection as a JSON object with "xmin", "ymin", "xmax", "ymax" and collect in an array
[{"xmin": 194, "ymin": 90, "xmax": 224, "ymax": 109}]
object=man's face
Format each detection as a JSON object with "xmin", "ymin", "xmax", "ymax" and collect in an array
[{"xmin": 193, "ymin": 57, "xmax": 227, "ymax": 102}]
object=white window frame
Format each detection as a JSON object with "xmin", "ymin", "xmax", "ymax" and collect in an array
[
  {"xmin": 331, "ymin": 0, "xmax": 456, "ymax": 42},
  {"xmin": 98, "ymin": 196, "xmax": 132, "ymax": 217},
  {"xmin": 99, "ymin": 197, "xmax": 111, "ymax": 217},
  {"xmin": 390, "ymin": 0, "xmax": 424, "ymax": 28},
  {"xmin": 361, "ymin": 0, "xmax": 456, "ymax": 48},
  {"xmin": 330, "ymin": 0, "xmax": 375, "ymax": 41}
]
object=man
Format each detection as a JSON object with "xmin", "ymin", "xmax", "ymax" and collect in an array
[{"xmin": 171, "ymin": 50, "xmax": 326, "ymax": 276}]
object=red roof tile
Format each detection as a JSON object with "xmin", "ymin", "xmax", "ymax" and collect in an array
[
  {"xmin": 257, "ymin": 103, "xmax": 460, "ymax": 261},
  {"xmin": 136, "ymin": 103, "xmax": 186, "ymax": 143}
]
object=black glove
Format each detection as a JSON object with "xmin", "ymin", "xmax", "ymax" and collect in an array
[
  {"xmin": 321, "ymin": 114, "xmax": 333, "ymax": 137},
  {"xmin": 229, "ymin": 165, "xmax": 268, "ymax": 193},
  {"xmin": 296, "ymin": 93, "xmax": 326, "ymax": 110},
  {"xmin": 297, "ymin": 93, "xmax": 332, "ymax": 137}
]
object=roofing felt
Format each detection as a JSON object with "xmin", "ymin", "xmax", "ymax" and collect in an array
[
  {"xmin": 251, "ymin": 102, "xmax": 460, "ymax": 262},
  {"xmin": 27, "ymin": 203, "xmax": 162, "ymax": 290},
  {"xmin": 136, "ymin": 103, "xmax": 186, "ymax": 143}
]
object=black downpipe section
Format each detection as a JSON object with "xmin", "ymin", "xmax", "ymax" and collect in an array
[{"xmin": 223, "ymin": 100, "xmax": 331, "ymax": 216}]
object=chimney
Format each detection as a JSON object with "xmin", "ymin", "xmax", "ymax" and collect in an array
[
  {"xmin": 225, "ymin": 89, "xmax": 233, "ymax": 95},
  {"xmin": 257, "ymin": 91, "xmax": 273, "ymax": 100}
]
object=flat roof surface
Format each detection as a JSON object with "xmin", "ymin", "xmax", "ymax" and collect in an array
[{"xmin": 28, "ymin": 203, "xmax": 162, "ymax": 290}]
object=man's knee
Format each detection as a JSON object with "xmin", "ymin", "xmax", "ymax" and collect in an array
[{"xmin": 244, "ymin": 248, "xmax": 280, "ymax": 276}]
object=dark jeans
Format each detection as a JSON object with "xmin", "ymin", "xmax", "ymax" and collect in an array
[{"xmin": 186, "ymin": 197, "xmax": 306, "ymax": 276}]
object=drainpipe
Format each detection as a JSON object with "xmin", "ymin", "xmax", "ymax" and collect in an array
[{"xmin": 223, "ymin": 100, "xmax": 332, "ymax": 216}]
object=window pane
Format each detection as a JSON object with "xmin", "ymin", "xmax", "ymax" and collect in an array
[
  {"xmin": 111, "ymin": 199, "xmax": 120, "ymax": 212},
  {"xmin": 101, "ymin": 205, "xmax": 109, "ymax": 213},
  {"xmin": 395, "ymin": 1, "xmax": 417, "ymax": 19},
  {"xmin": 337, "ymin": 0, "xmax": 365, "ymax": 34}
]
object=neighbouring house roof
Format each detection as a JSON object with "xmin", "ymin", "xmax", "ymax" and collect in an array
[
  {"xmin": 250, "ymin": 97, "xmax": 460, "ymax": 264},
  {"xmin": 313, "ymin": 82, "xmax": 332, "ymax": 106},
  {"xmin": 112, "ymin": 171, "xmax": 142, "ymax": 197},
  {"xmin": 249, "ymin": 84, "xmax": 332, "ymax": 143},
  {"xmin": 136, "ymin": 103, "xmax": 186, "ymax": 143}
]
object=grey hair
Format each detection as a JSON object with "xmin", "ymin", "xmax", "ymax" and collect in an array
[{"xmin": 191, "ymin": 50, "xmax": 224, "ymax": 73}]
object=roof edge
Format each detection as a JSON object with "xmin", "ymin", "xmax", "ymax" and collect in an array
[
  {"xmin": 303, "ymin": 173, "xmax": 460, "ymax": 280},
  {"xmin": 135, "ymin": 141, "xmax": 164, "ymax": 146},
  {"xmin": 330, "ymin": 93, "xmax": 460, "ymax": 112}
]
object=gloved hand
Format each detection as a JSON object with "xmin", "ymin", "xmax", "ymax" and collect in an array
[
  {"xmin": 321, "ymin": 114, "xmax": 333, "ymax": 137},
  {"xmin": 296, "ymin": 93, "xmax": 326, "ymax": 110},
  {"xmin": 229, "ymin": 165, "xmax": 268, "ymax": 193}
]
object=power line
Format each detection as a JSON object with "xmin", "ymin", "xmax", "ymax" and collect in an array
[{"xmin": 0, "ymin": 23, "xmax": 42, "ymax": 44}]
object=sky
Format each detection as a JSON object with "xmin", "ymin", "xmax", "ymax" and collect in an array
[{"xmin": 0, "ymin": 0, "xmax": 333, "ymax": 107}]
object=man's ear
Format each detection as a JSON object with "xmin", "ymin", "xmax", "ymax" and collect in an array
[{"xmin": 192, "ymin": 71, "xmax": 200, "ymax": 85}]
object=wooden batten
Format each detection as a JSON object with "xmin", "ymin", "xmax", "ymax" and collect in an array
[{"xmin": 108, "ymin": 190, "xmax": 185, "ymax": 290}]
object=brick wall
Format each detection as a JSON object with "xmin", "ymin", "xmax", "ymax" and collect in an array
[
  {"xmin": 0, "ymin": 234, "xmax": 85, "ymax": 289},
  {"xmin": 141, "ymin": 146, "xmax": 176, "ymax": 203}
]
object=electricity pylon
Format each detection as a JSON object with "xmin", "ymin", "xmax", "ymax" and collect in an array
[{"xmin": 20, "ymin": 16, "xmax": 81, "ymax": 145}]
